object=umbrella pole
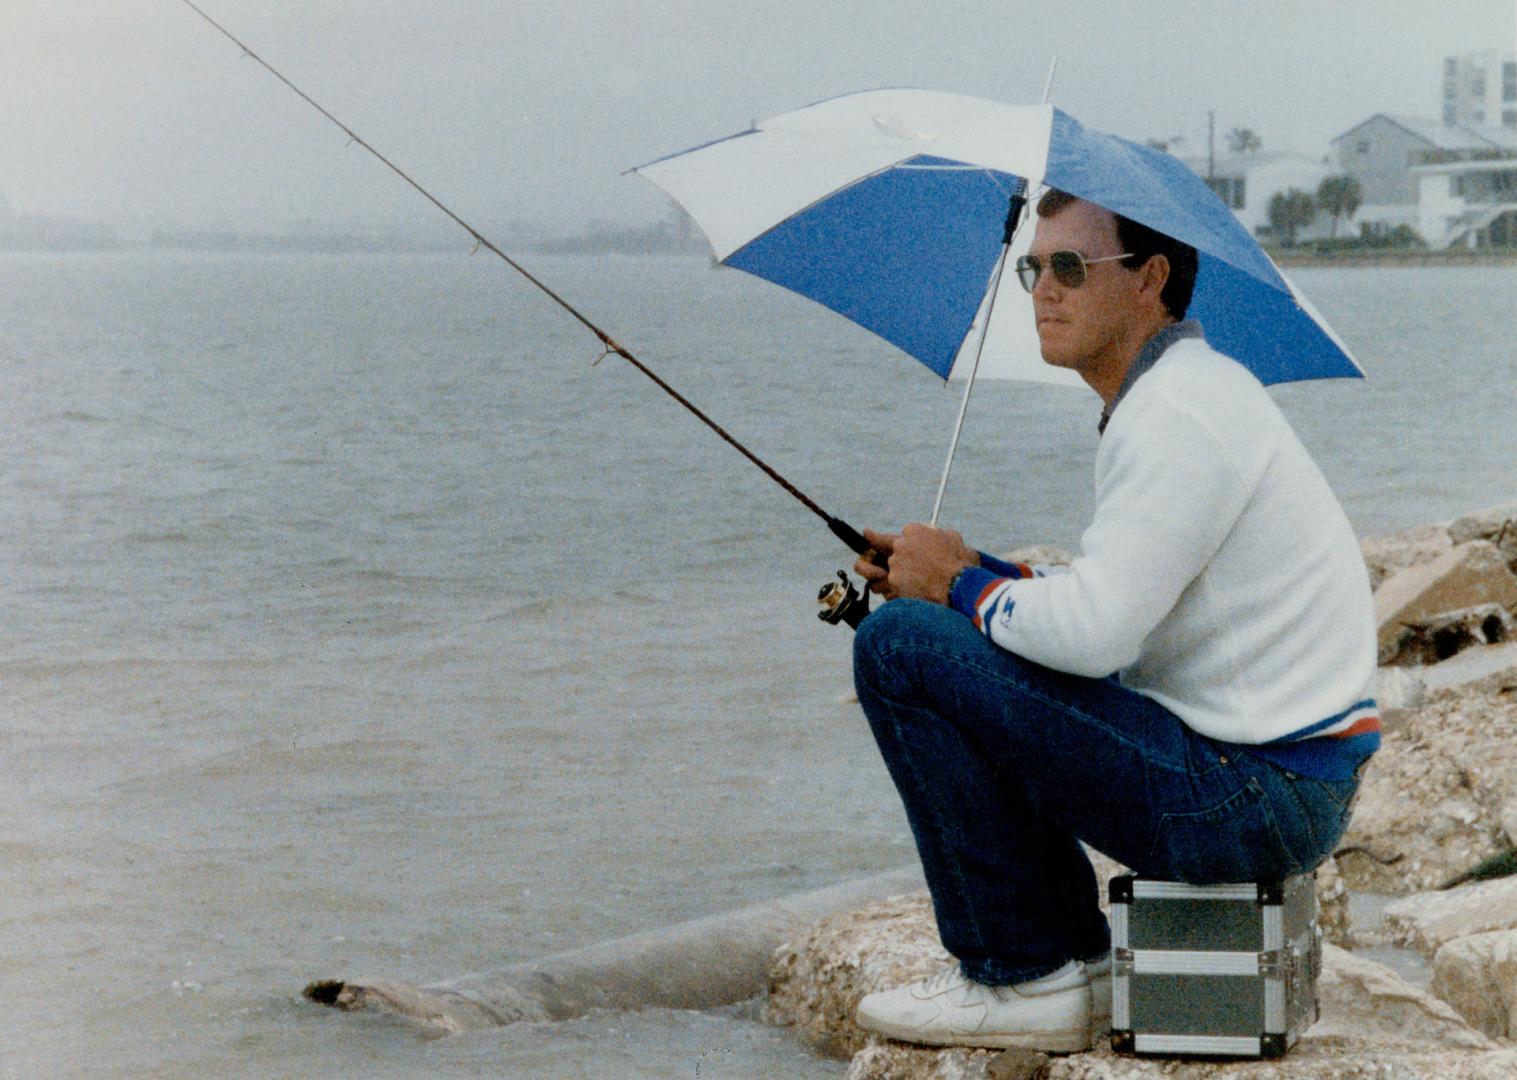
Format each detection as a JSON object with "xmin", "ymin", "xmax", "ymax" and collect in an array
[
  {"xmin": 929, "ymin": 186, "xmax": 1028, "ymax": 525},
  {"xmin": 930, "ymin": 62, "xmax": 1055, "ymax": 526}
]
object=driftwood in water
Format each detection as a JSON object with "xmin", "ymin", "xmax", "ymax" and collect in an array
[{"xmin": 304, "ymin": 865, "xmax": 924, "ymax": 1034}]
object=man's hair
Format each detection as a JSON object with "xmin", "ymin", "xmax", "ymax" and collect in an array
[{"xmin": 1035, "ymin": 189, "xmax": 1198, "ymax": 321}]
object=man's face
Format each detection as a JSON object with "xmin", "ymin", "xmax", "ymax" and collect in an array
[{"xmin": 1027, "ymin": 200, "xmax": 1145, "ymax": 380}]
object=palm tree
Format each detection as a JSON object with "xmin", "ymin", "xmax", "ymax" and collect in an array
[
  {"xmin": 1267, "ymin": 189, "xmax": 1316, "ymax": 246},
  {"xmin": 1315, "ymin": 175, "xmax": 1363, "ymax": 239},
  {"xmin": 1227, "ymin": 128, "xmax": 1262, "ymax": 155}
]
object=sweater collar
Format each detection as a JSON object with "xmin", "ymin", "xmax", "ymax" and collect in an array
[{"xmin": 1098, "ymin": 319, "xmax": 1204, "ymax": 434}]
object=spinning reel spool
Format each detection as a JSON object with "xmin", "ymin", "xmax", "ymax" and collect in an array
[{"xmin": 817, "ymin": 570, "xmax": 870, "ymax": 630}]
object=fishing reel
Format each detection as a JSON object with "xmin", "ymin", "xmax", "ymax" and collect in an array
[{"xmin": 817, "ymin": 570, "xmax": 870, "ymax": 630}]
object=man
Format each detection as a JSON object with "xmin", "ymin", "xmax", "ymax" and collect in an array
[{"xmin": 848, "ymin": 189, "xmax": 1379, "ymax": 1053}]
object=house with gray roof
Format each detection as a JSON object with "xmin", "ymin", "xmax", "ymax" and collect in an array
[{"xmin": 1332, "ymin": 114, "xmax": 1517, "ymax": 246}]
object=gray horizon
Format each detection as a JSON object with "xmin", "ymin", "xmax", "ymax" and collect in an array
[{"xmin": 3, "ymin": 1, "xmax": 1513, "ymax": 235}]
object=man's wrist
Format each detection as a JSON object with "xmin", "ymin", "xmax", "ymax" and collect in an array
[
  {"xmin": 948, "ymin": 565, "xmax": 1002, "ymax": 617},
  {"xmin": 946, "ymin": 565, "xmax": 974, "ymax": 606}
]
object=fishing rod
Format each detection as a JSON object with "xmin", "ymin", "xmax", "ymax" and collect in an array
[{"xmin": 178, "ymin": 0, "xmax": 875, "ymax": 625}]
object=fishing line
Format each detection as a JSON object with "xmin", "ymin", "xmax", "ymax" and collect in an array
[{"xmin": 178, "ymin": 0, "xmax": 871, "ymax": 556}]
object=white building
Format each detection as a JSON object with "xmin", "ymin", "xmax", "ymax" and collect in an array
[
  {"xmin": 1332, "ymin": 114, "xmax": 1517, "ymax": 240},
  {"xmin": 1179, "ymin": 152, "xmax": 1331, "ymax": 240},
  {"xmin": 1444, "ymin": 50, "xmax": 1517, "ymax": 130},
  {"xmin": 1413, "ymin": 151, "xmax": 1517, "ymax": 249}
]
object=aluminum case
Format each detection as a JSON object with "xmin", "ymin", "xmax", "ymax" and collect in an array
[{"xmin": 1108, "ymin": 872, "xmax": 1321, "ymax": 1059}]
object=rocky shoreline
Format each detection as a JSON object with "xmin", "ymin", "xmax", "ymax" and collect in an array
[{"xmin": 765, "ymin": 503, "xmax": 1517, "ymax": 1079}]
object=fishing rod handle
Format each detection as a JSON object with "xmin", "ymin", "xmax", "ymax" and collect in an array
[{"xmin": 827, "ymin": 516, "xmax": 871, "ymax": 555}]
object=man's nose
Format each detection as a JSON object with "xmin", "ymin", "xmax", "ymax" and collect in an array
[{"xmin": 1031, "ymin": 266, "xmax": 1060, "ymax": 300}]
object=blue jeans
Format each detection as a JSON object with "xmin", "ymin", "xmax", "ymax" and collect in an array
[{"xmin": 853, "ymin": 599, "xmax": 1358, "ymax": 986}]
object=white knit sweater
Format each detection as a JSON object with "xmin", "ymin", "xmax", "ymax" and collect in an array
[{"xmin": 949, "ymin": 336, "xmax": 1377, "ymax": 748}]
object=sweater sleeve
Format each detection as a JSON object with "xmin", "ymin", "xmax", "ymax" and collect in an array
[{"xmin": 956, "ymin": 386, "xmax": 1255, "ymax": 678}]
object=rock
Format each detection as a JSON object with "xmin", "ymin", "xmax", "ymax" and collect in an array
[
  {"xmin": 1361, "ymin": 522, "xmax": 1454, "ymax": 591},
  {"xmin": 1373, "ymin": 541, "xmax": 1517, "ymax": 665},
  {"xmin": 1308, "ymin": 943, "xmax": 1496, "ymax": 1052},
  {"xmin": 1374, "ymin": 665, "xmax": 1427, "ymax": 711},
  {"xmin": 845, "ymin": 1042, "xmax": 1003, "ymax": 1080},
  {"xmin": 1004, "ymin": 545, "xmax": 1075, "ymax": 569},
  {"xmin": 1334, "ymin": 743, "xmax": 1499, "ymax": 895},
  {"xmin": 841, "ymin": 1044, "xmax": 1051, "ymax": 1080},
  {"xmin": 1383, "ymin": 877, "xmax": 1517, "ymax": 956},
  {"xmin": 1422, "ymin": 641, "xmax": 1517, "ymax": 697},
  {"xmin": 1431, "ymin": 929, "xmax": 1517, "ymax": 1040},
  {"xmin": 1450, "ymin": 504, "xmax": 1517, "ymax": 573},
  {"xmin": 1314, "ymin": 856, "xmax": 1351, "ymax": 948},
  {"xmin": 987, "ymin": 1048, "xmax": 1053, "ymax": 1080},
  {"xmin": 768, "ymin": 890, "xmax": 952, "ymax": 1059},
  {"xmin": 1392, "ymin": 603, "xmax": 1516, "ymax": 666},
  {"xmin": 1335, "ymin": 681, "xmax": 1517, "ymax": 894},
  {"xmin": 1440, "ymin": 849, "xmax": 1517, "ymax": 891}
]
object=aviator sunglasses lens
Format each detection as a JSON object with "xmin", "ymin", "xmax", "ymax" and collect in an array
[
  {"xmin": 1015, "ymin": 251, "xmax": 1091, "ymax": 292},
  {"xmin": 1049, "ymin": 251, "xmax": 1088, "ymax": 287}
]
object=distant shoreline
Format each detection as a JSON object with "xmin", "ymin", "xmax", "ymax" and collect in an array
[
  {"xmin": 3, "ymin": 238, "xmax": 1515, "ymax": 266},
  {"xmin": 1268, "ymin": 248, "xmax": 1517, "ymax": 268}
]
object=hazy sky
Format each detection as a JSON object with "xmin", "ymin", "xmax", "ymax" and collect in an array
[{"xmin": 4, "ymin": 1, "xmax": 1515, "ymax": 232}]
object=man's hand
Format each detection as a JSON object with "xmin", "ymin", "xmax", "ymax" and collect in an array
[
  {"xmin": 854, "ymin": 528, "xmax": 898, "ymax": 599},
  {"xmin": 855, "ymin": 524, "xmax": 978, "ymax": 605}
]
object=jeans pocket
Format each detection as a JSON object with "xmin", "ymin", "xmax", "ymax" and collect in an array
[
  {"xmin": 1149, "ymin": 778, "xmax": 1297, "ymax": 884},
  {"xmin": 1284, "ymin": 776, "xmax": 1359, "ymax": 863},
  {"xmin": 1311, "ymin": 777, "xmax": 1360, "ymax": 814}
]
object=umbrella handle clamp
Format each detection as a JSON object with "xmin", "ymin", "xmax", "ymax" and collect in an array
[{"xmin": 817, "ymin": 570, "xmax": 869, "ymax": 630}]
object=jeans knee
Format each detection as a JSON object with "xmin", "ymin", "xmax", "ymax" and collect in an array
[
  {"xmin": 855, "ymin": 598, "xmax": 923, "ymax": 664},
  {"xmin": 853, "ymin": 599, "xmax": 954, "ymax": 698}
]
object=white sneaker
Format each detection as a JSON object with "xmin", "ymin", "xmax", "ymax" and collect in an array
[{"xmin": 854, "ymin": 961, "xmax": 1093, "ymax": 1052}]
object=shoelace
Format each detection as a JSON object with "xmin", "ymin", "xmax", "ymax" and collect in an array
[{"xmin": 921, "ymin": 965, "xmax": 968, "ymax": 995}]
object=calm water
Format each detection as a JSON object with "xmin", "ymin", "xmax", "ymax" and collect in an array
[{"xmin": 1, "ymin": 252, "xmax": 1513, "ymax": 1077}]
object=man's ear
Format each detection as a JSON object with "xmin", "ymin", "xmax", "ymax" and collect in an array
[{"xmin": 1139, "ymin": 253, "xmax": 1171, "ymax": 303}]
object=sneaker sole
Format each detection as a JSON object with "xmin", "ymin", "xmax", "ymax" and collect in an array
[{"xmin": 865, "ymin": 1021, "xmax": 1094, "ymax": 1054}]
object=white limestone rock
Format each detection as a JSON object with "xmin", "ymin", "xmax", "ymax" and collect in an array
[
  {"xmin": 1335, "ymin": 681, "xmax": 1517, "ymax": 894},
  {"xmin": 1314, "ymin": 856, "xmax": 1351, "ymax": 948},
  {"xmin": 767, "ymin": 890, "xmax": 951, "ymax": 1059},
  {"xmin": 1308, "ymin": 943, "xmax": 1495, "ymax": 1052},
  {"xmin": 844, "ymin": 1042, "xmax": 1003, "ymax": 1080},
  {"xmin": 1361, "ymin": 522, "xmax": 1454, "ymax": 591},
  {"xmin": 1449, "ymin": 504, "xmax": 1517, "ymax": 573},
  {"xmin": 1431, "ymin": 928, "xmax": 1517, "ymax": 1040},
  {"xmin": 1383, "ymin": 877, "xmax": 1517, "ymax": 957},
  {"xmin": 1374, "ymin": 665, "xmax": 1428, "ymax": 712},
  {"xmin": 1374, "ymin": 541, "xmax": 1517, "ymax": 665},
  {"xmin": 1003, "ymin": 545, "xmax": 1075, "ymax": 569}
]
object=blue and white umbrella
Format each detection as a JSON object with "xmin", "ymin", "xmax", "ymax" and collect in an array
[{"xmin": 633, "ymin": 88, "xmax": 1363, "ymax": 389}]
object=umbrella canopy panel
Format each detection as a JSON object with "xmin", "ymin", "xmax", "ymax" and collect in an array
[
  {"xmin": 635, "ymin": 90, "xmax": 1363, "ymax": 389},
  {"xmin": 726, "ymin": 156, "xmax": 1023, "ymax": 379}
]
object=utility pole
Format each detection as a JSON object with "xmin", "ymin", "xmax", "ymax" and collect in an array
[{"xmin": 1208, "ymin": 110, "xmax": 1216, "ymax": 181}]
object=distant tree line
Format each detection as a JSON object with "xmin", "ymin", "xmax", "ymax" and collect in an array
[
  {"xmin": 1267, "ymin": 174, "xmax": 1383, "ymax": 246},
  {"xmin": 1266, "ymin": 174, "xmax": 1425, "ymax": 250}
]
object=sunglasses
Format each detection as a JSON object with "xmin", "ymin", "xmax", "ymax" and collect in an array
[{"xmin": 1014, "ymin": 250, "xmax": 1135, "ymax": 292}]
